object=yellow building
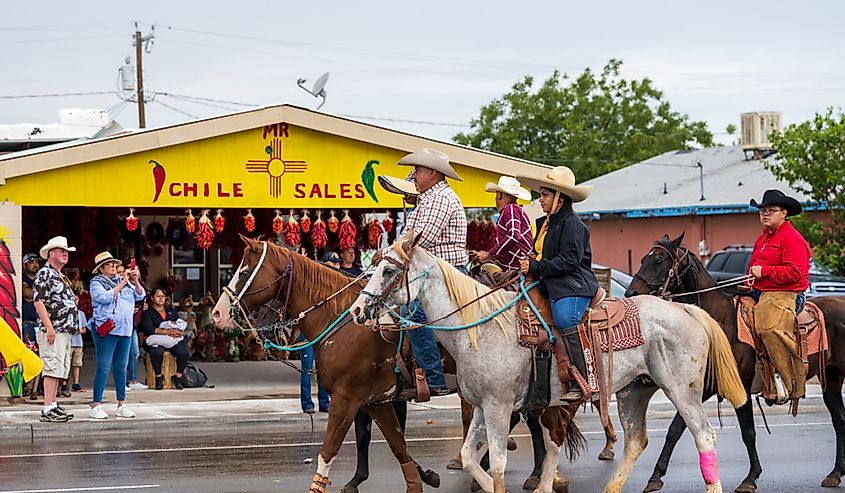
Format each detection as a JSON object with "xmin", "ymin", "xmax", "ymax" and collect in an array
[{"xmin": 0, "ymin": 104, "xmax": 548, "ymax": 323}]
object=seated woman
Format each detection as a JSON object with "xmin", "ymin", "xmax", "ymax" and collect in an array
[{"xmin": 140, "ymin": 289, "xmax": 190, "ymax": 390}]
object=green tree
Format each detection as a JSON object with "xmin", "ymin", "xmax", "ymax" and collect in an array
[
  {"xmin": 454, "ymin": 59, "xmax": 714, "ymax": 181},
  {"xmin": 765, "ymin": 108, "xmax": 845, "ymax": 275}
]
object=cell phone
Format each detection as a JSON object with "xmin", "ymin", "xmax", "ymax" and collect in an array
[{"xmin": 128, "ymin": 258, "xmax": 136, "ymax": 270}]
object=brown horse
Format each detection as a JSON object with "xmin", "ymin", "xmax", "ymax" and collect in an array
[
  {"xmin": 212, "ymin": 236, "xmax": 433, "ymax": 492},
  {"xmin": 627, "ymin": 233, "xmax": 845, "ymax": 492}
]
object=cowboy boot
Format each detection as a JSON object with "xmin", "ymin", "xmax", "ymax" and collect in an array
[{"xmin": 561, "ymin": 329, "xmax": 589, "ymax": 403}]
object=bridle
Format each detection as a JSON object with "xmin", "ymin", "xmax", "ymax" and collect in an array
[{"xmin": 633, "ymin": 242, "xmax": 695, "ymax": 299}]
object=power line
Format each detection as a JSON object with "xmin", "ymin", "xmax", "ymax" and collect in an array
[
  {"xmin": 154, "ymin": 99, "xmax": 198, "ymax": 119},
  {"xmin": 0, "ymin": 34, "xmax": 126, "ymax": 44},
  {"xmin": 0, "ymin": 91, "xmax": 116, "ymax": 99},
  {"xmin": 339, "ymin": 114, "xmax": 471, "ymax": 128},
  {"xmin": 0, "ymin": 22, "xmax": 130, "ymax": 32}
]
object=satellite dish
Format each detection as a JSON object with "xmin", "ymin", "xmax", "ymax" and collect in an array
[{"xmin": 297, "ymin": 72, "xmax": 330, "ymax": 110}]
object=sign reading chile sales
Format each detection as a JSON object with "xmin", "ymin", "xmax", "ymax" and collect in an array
[{"xmin": 149, "ymin": 159, "xmax": 244, "ymax": 203}]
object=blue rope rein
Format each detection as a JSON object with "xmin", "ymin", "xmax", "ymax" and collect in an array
[{"xmin": 262, "ymin": 307, "xmax": 351, "ymax": 352}]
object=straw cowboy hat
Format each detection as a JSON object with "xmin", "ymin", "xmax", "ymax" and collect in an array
[
  {"xmin": 92, "ymin": 251, "xmax": 122, "ymax": 274},
  {"xmin": 750, "ymin": 189, "xmax": 803, "ymax": 217},
  {"xmin": 485, "ymin": 176, "xmax": 532, "ymax": 201},
  {"xmin": 378, "ymin": 175, "xmax": 419, "ymax": 197},
  {"xmin": 397, "ymin": 148, "xmax": 462, "ymax": 181},
  {"xmin": 39, "ymin": 236, "xmax": 76, "ymax": 260},
  {"xmin": 516, "ymin": 166, "xmax": 593, "ymax": 203}
]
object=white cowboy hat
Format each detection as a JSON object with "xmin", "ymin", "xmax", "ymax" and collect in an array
[
  {"xmin": 378, "ymin": 175, "xmax": 419, "ymax": 197},
  {"xmin": 39, "ymin": 236, "xmax": 76, "ymax": 260},
  {"xmin": 485, "ymin": 176, "xmax": 532, "ymax": 201},
  {"xmin": 397, "ymin": 148, "xmax": 462, "ymax": 182},
  {"xmin": 516, "ymin": 166, "xmax": 593, "ymax": 203},
  {"xmin": 92, "ymin": 251, "xmax": 122, "ymax": 274}
]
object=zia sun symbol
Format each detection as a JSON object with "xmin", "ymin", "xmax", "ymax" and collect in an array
[{"xmin": 244, "ymin": 138, "xmax": 307, "ymax": 198}]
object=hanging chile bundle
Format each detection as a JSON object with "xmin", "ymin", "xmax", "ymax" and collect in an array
[
  {"xmin": 125, "ymin": 208, "xmax": 139, "ymax": 232},
  {"xmin": 339, "ymin": 210, "xmax": 357, "ymax": 251},
  {"xmin": 284, "ymin": 209, "xmax": 301, "ymax": 247},
  {"xmin": 300, "ymin": 209, "xmax": 312, "ymax": 234},
  {"xmin": 367, "ymin": 213, "xmax": 381, "ymax": 248},
  {"xmin": 214, "ymin": 209, "xmax": 225, "ymax": 233},
  {"xmin": 195, "ymin": 210, "xmax": 215, "ymax": 250},
  {"xmin": 327, "ymin": 210, "xmax": 339, "ymax": 233},
  {"xmin": 466, "ymin": 218, "xmax": 480, "ymax": 252},
  {"xmin": 243, "ymin": 209, "xmax": 256, "ymax": 233},
  {"xmin": 311, "ymin": 210, "xmax": 328, "ymax": 250},
  {"xmin": 272, "ymin": 210, "xmax": 284, "ymax": 235},
  {"xmin": 185, "ymin": 209, "xmax": 196, "ymax": 233},
  {"xmin": 382, "ymin": 211, "xmax": 393, "ymax": 233}
]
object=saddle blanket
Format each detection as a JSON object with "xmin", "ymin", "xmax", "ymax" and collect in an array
[
  {"xmin": 736, "ymin": 299, "xmax": 828, "ymax": 356},
  {"xmin": 592, "ymin": 297, "xmax": 644, "ymax": 352}
]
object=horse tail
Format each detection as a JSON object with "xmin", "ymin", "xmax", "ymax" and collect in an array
[
  {"xmin": 562, "ymin": 411, "xmax": 587, "ymax": 462},
  {"xmin": 683, "ymin": 304, "xmax": 748, "ymax": 408}
]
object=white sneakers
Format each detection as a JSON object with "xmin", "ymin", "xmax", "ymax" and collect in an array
[
  {"xmin": 89, "ymin": 405, "xmax": 108, "ymax": 419},
  {"xmin": 128, "ymin": 382, "xmax": 149, "ymax": 390},
  {"xmin": 115, "ymin": 406, "xmax": 136, "ymax": 418},
  {"xmin": 88, "ymin": 404, "xmax": 136, "ymax": 419}
]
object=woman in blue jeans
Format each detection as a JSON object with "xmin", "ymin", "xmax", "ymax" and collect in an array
[
  {"xmin": 298, "ymin": 335, "xmax": 329, "ymax": 413},
  {"xmin": 88, "ymin": 252, "xmax": 146, "ymax": 419},
  {"xmin": 517, "ymin": 166, "xmax": 599, "ymax": 403}
]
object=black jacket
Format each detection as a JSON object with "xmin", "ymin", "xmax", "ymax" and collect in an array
[
  {"xmin": 528, "ymin": 208, "xmax": 599, "ymax": 301},
  {"xmin": 139, "ymin": 306, "xmax": 179, "ymax": 338}
]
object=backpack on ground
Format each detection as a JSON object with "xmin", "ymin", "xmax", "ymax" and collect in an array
[{"xmin": 181, "ymin": 362, "xmax": 208, "ymax": 388}]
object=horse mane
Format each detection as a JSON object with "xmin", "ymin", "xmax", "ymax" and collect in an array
[
  {"xmin": 392, "ymin": 237, "xmax": 510, "ymax": 347},
  {"xmin": 264, "ymin": 242, "xmax": 366, "ymax": 315}
]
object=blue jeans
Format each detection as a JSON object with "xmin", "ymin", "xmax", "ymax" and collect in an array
[
  {"xmin": 91, "ymin": 331, "xmax": 131, "ymax": 403},
  {"xmin": 127, "ymin": 330, "xmax": 140, "ymax": 382},
  {"xmin": 749, "ymin": 289, "xmax": 806, "ymax": 314},
  {"xmin": 550, "ymin": 296, "xmax": 591, "ymax": 335},
  {"xmin": 298, "ymin": 337, "xmax": 330, "ymax": 411},
  {"xmin": 403, "ymin": 301, "xmax": 447, "ymax": 389},
  {"xmin": 22, "ymin": 320, "xmax": 37, "ymax": 344}
]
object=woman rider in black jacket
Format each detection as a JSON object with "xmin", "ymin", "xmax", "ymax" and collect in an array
[{"xmin": 516, "ymin": 166, "xmax": 599, "ymax": 403}]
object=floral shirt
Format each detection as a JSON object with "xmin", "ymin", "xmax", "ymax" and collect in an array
[{"xmin": 32, "ymin": 264, "xmax": 77, "ymax": 333}]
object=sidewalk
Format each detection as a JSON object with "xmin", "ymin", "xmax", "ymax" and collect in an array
[{"xmin": 0, "ymin": 357, "xmax": 831, "ymax": 439}]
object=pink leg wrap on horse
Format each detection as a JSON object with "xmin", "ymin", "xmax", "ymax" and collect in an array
[{"xmin": 699, "ymin": 449, "xmax": 719, "ymax": 484}]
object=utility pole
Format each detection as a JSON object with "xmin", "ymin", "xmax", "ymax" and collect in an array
[{"xmin": 133, "ymin": 23, "xmax": 155, "ymax": 128}]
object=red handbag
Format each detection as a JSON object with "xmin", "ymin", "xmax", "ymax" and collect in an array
[{"xmin": 95, "ymin": 318, "xmax": 115, "ymax": 337}]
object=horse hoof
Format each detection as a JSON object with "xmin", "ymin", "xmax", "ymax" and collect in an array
[
  {"xmin": 507, "ymin": 437, "xmax": 518, "ymax": 451},
  {"xmin": 339, "ymin": 486, "xmax": 359, "ymax": 493},
  {"xmin": 446, "ymin": 459, "xmax": 463, "ymax": 470},
  {"xmin": 552, "ymin": 476, "xmax": 569, "ymax": 493},
  {"xmin": 598, "ymin": 449, "xmax": 615, "ymax": 461},
  {"xmin": 470, "ymin": 478, "xmax": 482, "ymax": 492},
  {"xmin": 822, "ymin": 475, "xmax": 842, "ymax": 487},
  {"xmin": 421, "ymin": 469, "xmax": 441, "ymax": 488},
  {"xmin": 734, "ymin": 480, "xmax": 757, "ymax": 493},
  {"xmin": 643, "ymin": 479, "xmax": 664, "ymax": 492},
  {"xmin": 522, "ymin": 475, "xmax": 540, "ymax": 490}
]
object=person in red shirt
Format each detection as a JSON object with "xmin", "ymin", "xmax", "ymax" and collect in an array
[{"xmin": 748, "ymin": 189, "xmax": 811, "ymax": 403}]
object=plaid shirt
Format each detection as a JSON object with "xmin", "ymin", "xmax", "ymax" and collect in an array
[
  {"xmin": 407, "ymin": 180, "xmax": 468, "ymax": 267},
  {"xmin": 490, "ymin": 203, "xmax": 533, "ymax": 270}
]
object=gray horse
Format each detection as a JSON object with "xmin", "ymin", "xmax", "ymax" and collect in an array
[{"xmin": 350, "ymin": 233, "xmax": 747, "ymax": 493}]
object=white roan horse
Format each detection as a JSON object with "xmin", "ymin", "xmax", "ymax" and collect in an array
[{"xmin": 349, "ymin": 233, "xmax": 747, "ymax": 493}]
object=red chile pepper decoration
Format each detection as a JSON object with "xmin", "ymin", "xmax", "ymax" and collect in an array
[
  {"xmin": 327, "ymin": 210, "xmax": 339, "ymax": 234},
  {"xmin": 367, "ymin": 216, "xmax": 381, "ymax": 248},
  {"xmin": 272, "ymin": 210, "xmax": 284, "ymax": 235},
  {"xmin": 284, "ymin": 209, "xmax": 301, "ymax": 246},
  {"xmin": 300, "ymin": 209, "xmax": 312, "ymax": 234},
  {"xmin": 339, "ymin": 210, "xmax": 357, "ymax": 251},
  {"xmin": 382, "ymin": 211, "xmax": 393, "ymax": 233},
  {"xmin": 185, "ymin": 210, "xmax": 196, "ymax": 233},
  {"xmin": 125, "ymin": 208, "xmax": 139, "ymax": 232},
  {"xmin": 150, "ymin": 160, "xmax": 166, "ymax": 203},
  {"xmin": 311, "ymin": 211, "xmax": 328, "ymax": 250},
  {"xmin": 244, "ymin": 209, "xmax": 256, "ymax": 233},
  {"xmin": 214, "ymin": 209, "xmax": 225, "ymax": 233},
  {"xmin": 195, "ymin": 210, "xmax": 214, "ymax": 250}
]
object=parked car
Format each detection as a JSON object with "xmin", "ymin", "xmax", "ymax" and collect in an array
[
  {"xmin": 706, "ymin": 245, "xmax": 845, "ymax": 297},
  {"xmin": 592, "ymin": 263, "xmax": 633, "ymax": 298}
]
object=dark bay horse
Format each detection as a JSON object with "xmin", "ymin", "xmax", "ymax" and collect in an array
[{"xmin": 627, "ymin": 233, "xmax": 845, "ymax": 492}]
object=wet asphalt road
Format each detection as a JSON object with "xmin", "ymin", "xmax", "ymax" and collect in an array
[{"xmin": 0, "ymin": 407, "xmax": 839, "ymax": 493}]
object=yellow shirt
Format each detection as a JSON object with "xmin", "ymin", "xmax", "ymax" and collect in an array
[{"xmin": 534, "ymin": 229, "xmax": 547, "ymax": 261}]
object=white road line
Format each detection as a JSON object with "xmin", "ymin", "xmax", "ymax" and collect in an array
[
  {"xmin": 0, "ymin": 485, "xmax": 160, "ymax": 493},
  {"xmin": 0, "ymin": 421, "xmax": 830, "ymax": 460}
]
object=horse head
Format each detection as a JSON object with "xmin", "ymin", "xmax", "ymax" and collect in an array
[
  {"xmin": 350, "ymin": 230, "xmax": 427, "ymax": 324},
  {"xmin": 626, "ymin": 232, "xmax": 698, "ymax": 298},
  {"xmin": 212, "ymin": 234, "xmax": 294, "ymax": 331}
]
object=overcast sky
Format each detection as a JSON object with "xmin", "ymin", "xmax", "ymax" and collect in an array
[{"xmin": 2, "ymin": 1, "xmax": 843, "ymax": 145}]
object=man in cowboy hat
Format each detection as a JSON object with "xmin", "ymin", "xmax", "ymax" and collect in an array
[
  {"xmin": 474, "ymin": 176, "xmax": 534, "ymax": 271},
  {"xmin": 747, "ymin": 189, "xmax": 811, "ymax": 403},
  {"xmin": 396, "ymin": 148, "xmax": 467, "ymax": 396},
  {"xmin": 32, "ymin": 236, "xmax": 78, "ymax": 422},
  {"xmin": 516, "ymin": 167, "xmax": 600, "ymax": 403}
]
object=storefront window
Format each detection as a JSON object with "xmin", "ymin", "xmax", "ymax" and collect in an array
[
  {"xmin": 172, "ymin": 240, "xmax": 205, "ymax": 302},
  {"xmin": 218, "ymin": 248, "xmax": 234, "ymax": 296}
]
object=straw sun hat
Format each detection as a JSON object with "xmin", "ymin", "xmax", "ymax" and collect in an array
[
  {"xmin": 397, "ymin": 148, "xmax": 462, "ymax": 182},
  {"xmin": 516, "ymin": 166, "xmax": 593, "ymax": 203}
]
